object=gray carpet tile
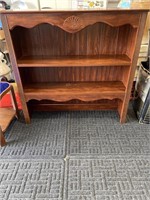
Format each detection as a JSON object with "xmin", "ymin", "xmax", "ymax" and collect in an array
[
  {"xmin": 0, "ymin": 112, "xmax": 68, "ymax": 159},
  {"xmin": 0, "ymin": 109, "xmax": 149, "ymax": 159},
  {"xmin": 67, "ymin": 125, "xmax": 150, "ymax": 156},
  {"xmin": 64, "ymin": 157, "xmax": 150, "ymax": 200},
  {"xmin": 0, "ymin": 159, "xmax": 64, "ymax": 200},
  {"xmin": 67, "ymin": 110, "xmax": 150, "ymax": 156},
  {"xmin": 0, "ymin": 108, "xmax": 150, "ymax": 200}
]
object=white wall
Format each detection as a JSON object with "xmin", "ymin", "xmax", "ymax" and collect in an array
[
  {"xmin": 5, "ymin": 0, "xmax": 39, "ymax": 9},
  {"xmin": 4, "ymin": 0, "xmax": 72, "ymax": 10},
  {"xmin": 39, "ymin": 0, "xmax": 71, "ymax": 9}
]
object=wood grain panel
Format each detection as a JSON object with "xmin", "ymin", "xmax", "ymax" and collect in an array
[
  {"xmin": 0, "ymin": 108, "xmax": 16, "ymax": 132},
  {"xmin": 1, "ymin": 9, "xmax": 148, "ymax": 123},
  {"xmin": 17, "ymin": 55, "xmax": 131, "ymax": 67},
  {"xmin": 19, "ymin": 66, "xmax": 128, "ymax": 83},
  {"xmin": 11, "ymin": 23, "xmax": 135, "ymax": 58},
  {"xmin": 23, "ymin": 81, "xmax": 125, "ymax": 102},
  {"xmin": 28, "ymin": 99, "xmax": 119, "ymax": 112},
  {"xmin": 7, "ymin": 12, "xmax": 140, "ymax": 31},
  {"xmin": 126, "ymin": 27, "xmax": 138, "ymax": 59},
  {"xmin": 1, "ymin": 15, "xmax": 31, "ymax": 123},
  {"xmin": 119, "ymin": 12, "xmax": 148, "ymax": 123}
]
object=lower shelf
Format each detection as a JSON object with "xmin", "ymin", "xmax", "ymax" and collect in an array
[{"xmin": 23, "ymin": 81, "xmax": 125, "ymax": 102}]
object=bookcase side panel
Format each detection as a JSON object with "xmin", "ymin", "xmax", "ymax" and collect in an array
[
  {"xmin": 119, "ymin": 12, "xmax": 148, "ymax": 123},
  {"xmin": 1, "ymin": 14, "xmax": 31, "ymax": 123}
]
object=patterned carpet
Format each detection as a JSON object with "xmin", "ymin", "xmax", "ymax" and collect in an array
[{"xmin": 0, "ymin": 108, "xmax": 150, "ymax": 200}]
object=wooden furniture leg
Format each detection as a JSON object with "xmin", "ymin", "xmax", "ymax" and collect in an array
[{"xmin": 0, "ymin": 126, "xmax": 6, "ymax": 147}]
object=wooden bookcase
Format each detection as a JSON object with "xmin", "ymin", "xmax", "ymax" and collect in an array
[{"xmin": 1, "ymin": 8, "xmax": 149, "ymax": 123}]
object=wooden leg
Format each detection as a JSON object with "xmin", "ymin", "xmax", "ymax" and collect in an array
[
  {"xmin": 0, "ymin": 127, "xmax": 6, "ymax": 147},
  {"xmin": 118, "ymin": 101, "xmax": 127, "ymax": 124},
  {"xmin": 10, "ymin": 86, "xmax": 20, "ymax": 119},
  {"xmin": 24, "ymin": 112, "xmax": 31, "ymax": 124},
  {"xmin": 120, "ymin": 103, "xmax": 129, "ymax": 124},
  {"xmin": 10, "ymin": 85, "xmax": 31, "ymax": 123}
]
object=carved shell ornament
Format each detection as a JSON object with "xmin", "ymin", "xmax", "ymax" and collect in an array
[{"xmin": 63, "ymin": 15, "xmax": 83, "ymax": 33}]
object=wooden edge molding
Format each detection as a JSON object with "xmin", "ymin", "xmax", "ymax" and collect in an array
[
  {"xmin": 25, "ymin": 97, "xmax": 124, "ymax": 102},
  {"xmin": 5, "ymin": 12, "xmax": 141, "ymax": 32}
]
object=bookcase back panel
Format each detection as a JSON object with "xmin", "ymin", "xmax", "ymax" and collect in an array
[
  {"xmin": 126, "ymin": 27, "xmax": 137, "ymax": 59},
  {"xmin": 11, "ymin": 23, "xmax": 136, "ymax": 58},
  {"xmin": 19, "ymin": 66, "xmax": 128, "ymax": 84}
]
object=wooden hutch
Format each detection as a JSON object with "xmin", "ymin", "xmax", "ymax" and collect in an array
[{"xmin": 1, "ymin": 3, "xmax": 149, "ymax": 123}]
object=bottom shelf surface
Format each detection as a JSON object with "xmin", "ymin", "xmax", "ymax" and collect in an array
[{"xmin": 23, "ymin": 81, "xmax": 126, "ymax": 102}]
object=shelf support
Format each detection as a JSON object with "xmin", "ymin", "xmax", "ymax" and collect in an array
[
  {"xmin": 119, "ymin": 12, "xmax": 148, "ymax": 123},
  {"xmin": 1, "ymin": 15, "xmax": 31, "ymax": 123}
]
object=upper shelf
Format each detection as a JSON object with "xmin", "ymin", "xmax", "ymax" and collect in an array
[{"xmin": 17, "ymin": 54, "xmax": 131, "ymax": 67}]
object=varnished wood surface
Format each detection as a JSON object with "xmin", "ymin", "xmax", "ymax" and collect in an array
[
  {"xmin": 1, "ymin": 15, "xmax": 31, "ymax": 123},
  {"xmin": 1, "ymin": 9, "xmax": 149, "ymax": 123},
  {"xmin": 28, "ymin": 99, "xmax": 119, "ymax": 111},
  {"xmin": 0, "ymin": 108, "xmax": 16, "ymax": 132},
  {"xmin": 11, "ymin": 23, "xmax": 135, "ymax": 59},
  {"xmin": 119, "ymin": 12, "xmax": 148, "ymax": 123},
  {"xmin": 6, "ymin": 12, "xmax": 141, "ymax": 31},
  {"xmin": 23, "ymin": 81, "xmax": 125, "ymax": 102},
  {"xmin": 17, "ymin": 55, "xmax": 131, "ymax": 67},
  {"xmin": 19, "ymin": 66, "xmax": 129, "ymax": 85},
  {"xmin": 0, "ymin": 128, "xmax": 6, "ymax": 147}
]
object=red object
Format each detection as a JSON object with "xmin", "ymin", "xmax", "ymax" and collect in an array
[{"xmin": 0, "ymin": 93, "xmax": 22, "ymax": 109}]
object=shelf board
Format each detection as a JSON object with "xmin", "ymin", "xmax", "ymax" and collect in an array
[
  {"xmin": 17, "ymin": 55, "xmax": 131, "ymax": 67},
  {"xmin": 24, "ymin": 81, "xmax": 125, "ymax": 102}
]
